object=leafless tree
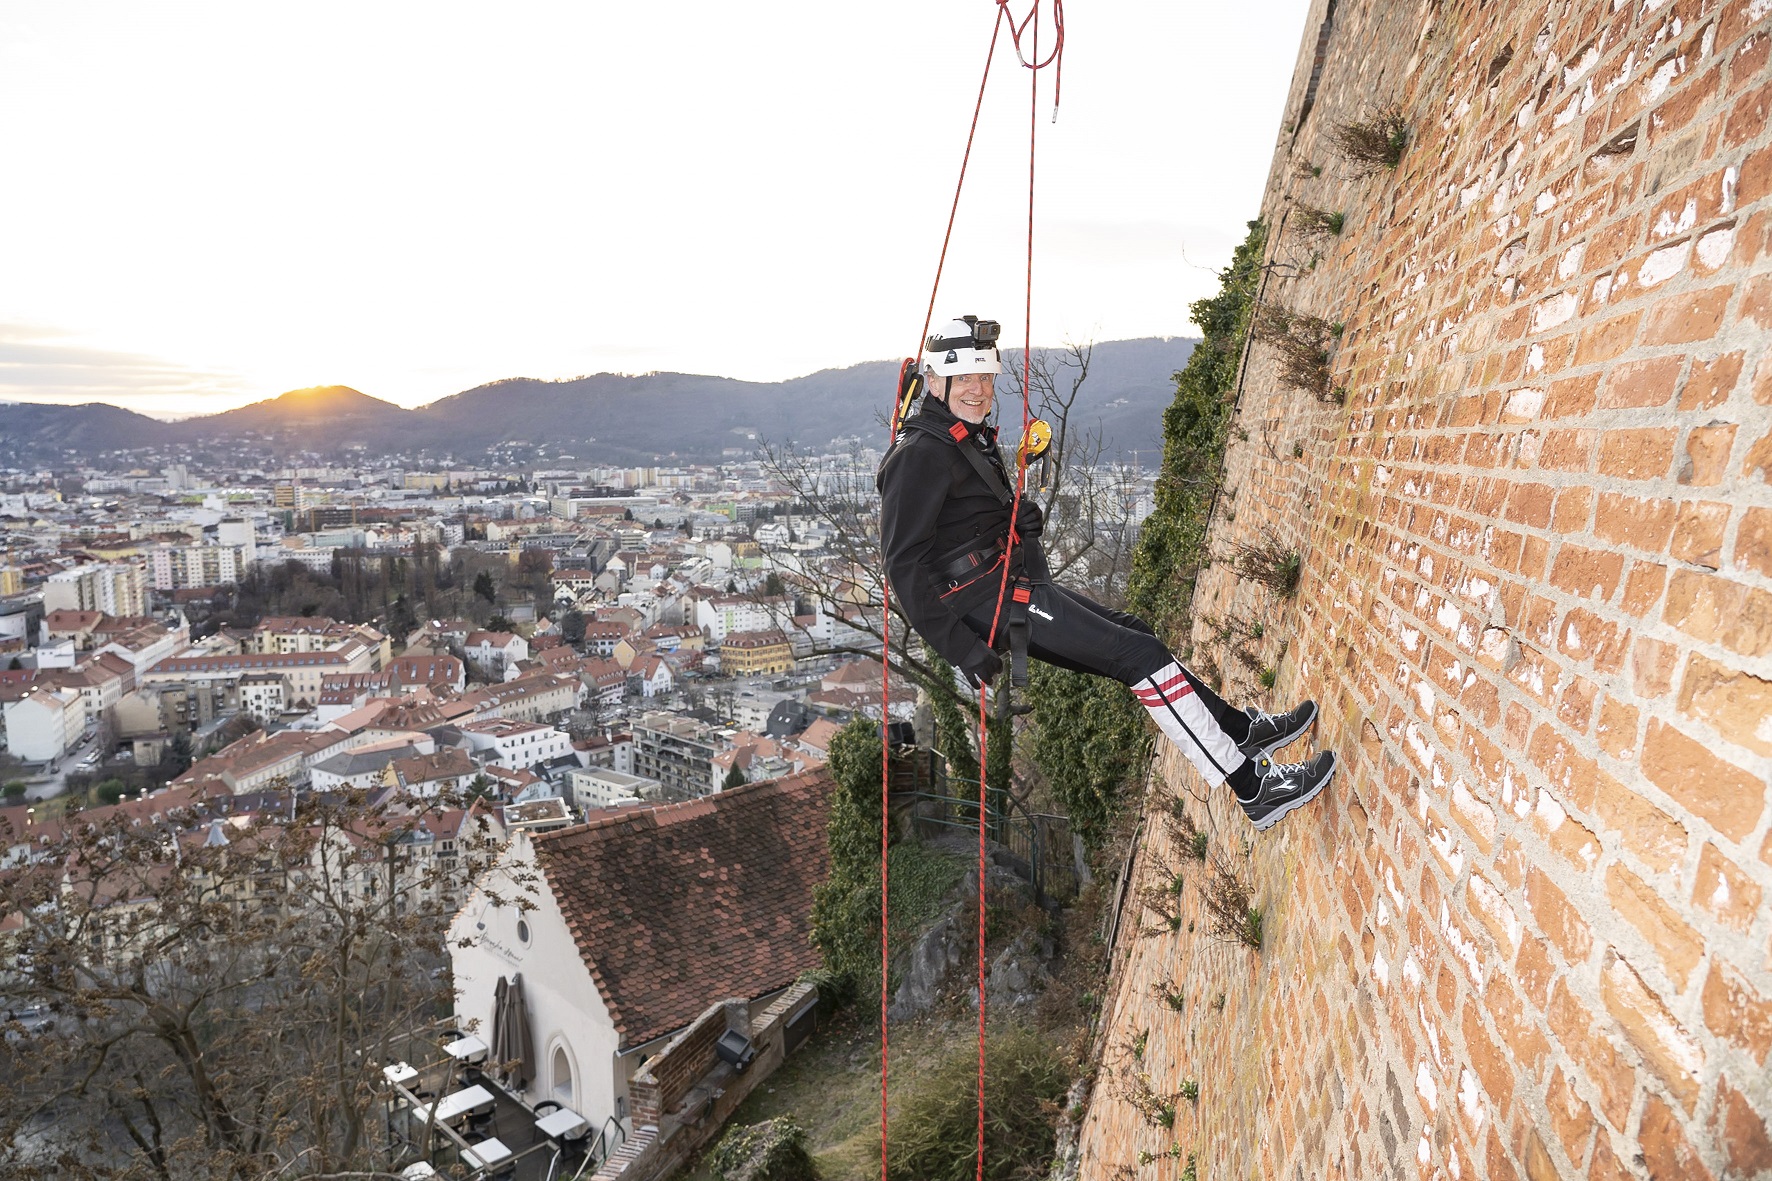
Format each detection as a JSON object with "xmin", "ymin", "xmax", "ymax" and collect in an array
[
  {"xmin": 754, "ymin": 343, "xmax": 1144, "ymax": 706},
  {"xmin": 0, "ymin": 788, "xmax": 518, "ymax": 1180}
]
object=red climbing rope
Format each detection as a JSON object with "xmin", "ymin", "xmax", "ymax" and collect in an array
[{"xmin": 880, "ymin": 7, "xmax": 1064, "ymax": 1181}]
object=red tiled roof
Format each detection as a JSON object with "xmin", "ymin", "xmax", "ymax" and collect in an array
[{"xmin": 534, "ymin": 769, "xmax": 834, "ymax": 1048}]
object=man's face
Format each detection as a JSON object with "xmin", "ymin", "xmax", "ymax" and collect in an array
[{"xmin": 942, "ymin": 371, "xmax": 996, "ymax": 424}]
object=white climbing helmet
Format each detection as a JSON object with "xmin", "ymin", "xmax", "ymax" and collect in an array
[{"xmin": 922, "ymin": 316, "xmax": 1004, "ymax": 377}]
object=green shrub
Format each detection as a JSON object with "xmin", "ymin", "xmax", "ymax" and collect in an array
[
  {"xmin": 2, "ymin": 782, "xmax": 27, "ymax": 800},
  {"xmin": 1127, "ymin": 220, "xmax": 1266, "ymax": 639},
  {"xmin": 885, "ymin": 1025, "xmax": 1071, "ymax": 1181},
  {"xmin": 708, "ymin": 1117, "xmax": 818, "ymax": 1181},
  {"xmin": 809, "ymin": 721, "xmax": 966, "ymax": 997},
  {"xmin": 94, "ymin": 779, "xmax": 127, "ymax": 806},
  {"xmin": 1024, "ymin": 663, "xmax": 1149, "ymax": 851}
]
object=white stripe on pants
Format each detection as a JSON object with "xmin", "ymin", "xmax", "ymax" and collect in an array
[{"xmin": 1132, "ymin": 662, "xmax": 1247, "ymax": 787}]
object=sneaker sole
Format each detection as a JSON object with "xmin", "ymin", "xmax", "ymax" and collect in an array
[
  {"xmin": 1250, "ymin": 757, "xmax": 1336, "ymax": 832},
  {"xmin": 1242, "ymin": 701, "xmax": 1319, "ymax": 761}
]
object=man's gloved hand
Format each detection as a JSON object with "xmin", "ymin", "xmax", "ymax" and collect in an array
[
  {"xmin": 1013, "ymin": 497, "xmax": 1044, "ymax": 538},
  {"xmin": 1020, "ymin": 535, "xmax": 1053, "ymax": 584},
  {"xmin": 959, "ymin": 646, "xmax": 1003, "ymax": 689}
]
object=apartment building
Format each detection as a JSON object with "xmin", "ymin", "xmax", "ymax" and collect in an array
[{"xmin": 43, "ymin": 563, "xmax": 148, "ymax": 618}]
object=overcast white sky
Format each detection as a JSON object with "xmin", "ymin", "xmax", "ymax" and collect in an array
[{"xmin": 0, "ymin": 2, "xmax": 1309, "ymax": 414}]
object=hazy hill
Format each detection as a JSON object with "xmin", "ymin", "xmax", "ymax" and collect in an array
[
  {"xmin": 0, "ymin": 401, "xmax": 174, "ymax": 463},
  {"xmin": 1, "ymin": 337, "xmax": 1197, "ymax": 466}
]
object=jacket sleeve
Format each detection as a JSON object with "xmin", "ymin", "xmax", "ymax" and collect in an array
[{"xmin": 879, "ymin": 441, "xmax": 997, "ymax": 673}]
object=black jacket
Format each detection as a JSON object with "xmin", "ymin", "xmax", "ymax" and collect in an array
[{"xmin": 877, "ymin": 396, "xmax": 1048, "ymax": 673}]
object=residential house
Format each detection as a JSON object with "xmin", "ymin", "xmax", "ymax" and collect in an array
[
  {"xmin": 459, "ymin": 718, "xmax": 572, "ymax": 771},
  {"xmin": 633, "ymin": 653, "xmax": 675, "ymax": 699},
  {"xmin": 3, "ymin": 686, "xmax": 82, "ymax": 763},
  {"xmin": 447, "ymin": 770, "xmax": 834, "ymax": 1138},
  {"xmin": 382, "ymin": 748, "xmax": 477, "ymax": 799},
  {"xmin": 577, "ymin": 658, "xmax": 627, "ymax": 712},
  {"xmin": 464, "ymin": 631, "xmax": 529, "ymax": 680},
  {"xmin": 630, "ymin": 712, "xmax": 719, "ymax": 799},
  {"xmin": 719, "ymin": 629, "xmax": 793, "ymax": 676}
]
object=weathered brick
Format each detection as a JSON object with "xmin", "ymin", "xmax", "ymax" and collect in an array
[
  {"xmin": 1714, "ymin": 1074, "xmax": 1772, "ymax": 1177},
  {"xmin": 1598, "ymin": 354, "xmax": 1681, "ymax": 408},
  {"xmin": 1640, "ymin": 1092, "xmax": 1718, "ymax": 1181},
  {"xmin": 1595, "ymin": 426, "xmax": 1676, "ymax": 479},
  {"xmin": 1641, "ymin": 717, "xmax": 1765, "ymax": 840},
  {"xmin": 1701, "ymin": 957, "xmax": 1772, "ymax": 1064},
  {"xmin": 1641, "ymin": 284, "xmax": 1733, "ymax": 344},
  {"xmin": 1676, "ymin": 651, "xmax": 1772, "ymax": 758},
  {"xmin": 1547, "ymin": 980, "xmax": 1637, "ymax": 1128},
  {"xmin": 1522, "ymin": 1128, "xmax": 1560, "ymax": 1181},
  {"xmin": 1601, "ymin": 951, "xmax": 1703, "ymax": 1110},
  {"xmin": 1679, "ymin": 422, "xmax": 1737, "ymax": 486},
  {"xmin": 1461, "ymin": 1001, "xmax": 1515, "ymax": 1112},
  {"xmin": 1669, "ymin": 499, "xmax": 1730, "ymax": 568},
  {"xmin": 1548, "ymin": 543, "xmax": 1624, "ymax": 600},
  {"xmin": 1691, "ymin": 841, "xmax": 1764, "ymax": 934},
  {"xmin": 1663, "ymin": 568, "xmax": 1772, "ymax": 657},
  {"xmin": 1573, "ymin": 309, "xmax": 1640, "ymax": 364},
  {"xmin": 1594, "ymin": 696, "xmax": 1638, "ymax": 758},
  {"xmin": 1723, "ymin": 75, "xmax": 1772, "ymax": 149},
  {"xmin": 1620, "ymin": 560, "xmax": 1668, "ymax": 615},
  {"xmin": 1543, "ymin": 1068, "xmax": 1595, "ymax": 1172},
  {"xmin": 1525, "ymin": 867, "xmax": 1592, "ymax": 966},
  {"xmin": 1679, "ymin": 350, "xmax": 1743, "ymax": 410},
  {"xmin": 1605, "ymin": 863, "xmax": 1704, "ymax": 991},
  {"xmin": 1505, "ymin": 481, "xmax": 1556, "ymax": 527},
  {"xmin": 1736, "ymin": 505, "xmax": 1772, "ymax": 578},
  {"xmin": 1632, "ymin": 636, "xmax": 1681, "ymax": 696}
]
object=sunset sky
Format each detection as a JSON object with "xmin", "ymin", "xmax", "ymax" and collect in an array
[{"xmin": 0, "ymin": 2, "xmax": 1310, "ymax": 415}]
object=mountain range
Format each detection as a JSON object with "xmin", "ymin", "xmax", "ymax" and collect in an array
[{"xmin": 0, "ymin": 337, "xmax": 1196, "ymax": 467}]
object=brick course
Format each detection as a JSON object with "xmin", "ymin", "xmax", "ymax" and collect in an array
[{"xmin": 1076, "ymin": 0, "xmax": 1771, "ymax": 1175}]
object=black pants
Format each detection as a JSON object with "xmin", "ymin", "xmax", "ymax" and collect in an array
[{"xmin": 961, "ymin": 582, "xmax": 1252, "ymax": 785}]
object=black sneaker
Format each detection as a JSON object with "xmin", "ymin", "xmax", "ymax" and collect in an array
[
  {"xmin": 1238, "ymin": 751, "xmax": 1336, "ymax": 831},
  {"xmin": 1237, "ymin": 700, "xmax": 1318, "ymax": 761}
]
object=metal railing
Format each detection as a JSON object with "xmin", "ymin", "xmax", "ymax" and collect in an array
[{"xmin": 889, "ymin": 752, "xmax": 1078, "ymax": 905}]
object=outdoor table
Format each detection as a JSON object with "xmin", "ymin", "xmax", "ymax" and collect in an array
[
  {"xmin": 445, "ymin": 1034, "xmax": 489, "ymax": 1065},
  {"xmin": 383, "ymin": 1061, "xmax": 419, "ymax": 1087},
  {"xmin": 411, "ymin": 1084, "xmax": 495, "ymax": 1126},
  {"xmin": 535, "ymin": 1106, "xmax": 590, "ymax": 1140},
  {"xmin": 464, "ymin": 1137, "xmax": 513, "ymax": 1169}
]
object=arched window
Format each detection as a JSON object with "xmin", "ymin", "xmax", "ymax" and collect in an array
[{"xmin": 551, "ymin": 1043, "xmax": 574, "ymax": 1106}]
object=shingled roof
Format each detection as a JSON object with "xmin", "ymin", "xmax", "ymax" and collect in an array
[{"xmin": 532, "ymin": 769, "xmax": 834, "ymax": 1048}]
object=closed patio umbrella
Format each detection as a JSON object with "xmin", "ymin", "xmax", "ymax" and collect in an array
[
  {"xmin": 488, "ymin": 974, "xmax": 510, "ymax": 1075},
  {"xmin": 503, "ymin": 973, "xmax": 536, "ymax": 1091}
]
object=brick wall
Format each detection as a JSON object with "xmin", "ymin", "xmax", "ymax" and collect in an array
[
  {"xmin": 1079, "ymin": 0, "xmax": 1770, "ymax": 1177},
  {"xmin": 598, "ymin": 984, "xmax": 816, "ymax": 1181}
]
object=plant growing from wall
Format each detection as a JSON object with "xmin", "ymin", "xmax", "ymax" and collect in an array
[
  {"xmin": 1252, "ymin": 304, "xmax": 1338, "ymax": 399},
  {"xmin": 1293, "ymin": 205, "xmax": 1345, "ymax": 237},
  {"xmin": 1117, "ymin": 1064, "xmax": 1180, "ymax": 1129},
  {"xmin": 1203, "ymin": 853, "xmax": 1264, "ymax": 950},
  {"xmin": 1169, "ymin": 802, "xmax": 1210, "ymax": 863},
  {"xmin": 1332, "ymin": 105, "xmax": 1409, "ymax": 172},
  {"xmin": 1230, "ymin": 532, "xmax": 1303, "ymax": 597}
]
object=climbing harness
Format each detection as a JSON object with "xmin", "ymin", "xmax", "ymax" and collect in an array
[{"xmin": 878, "ymin": 5, "xmax": 1065, "ymax": 1181}]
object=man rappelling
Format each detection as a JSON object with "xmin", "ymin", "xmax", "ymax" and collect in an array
[{"xmin": 878, "ymin": 315, "xmax": 1337, "ymax": 830}]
